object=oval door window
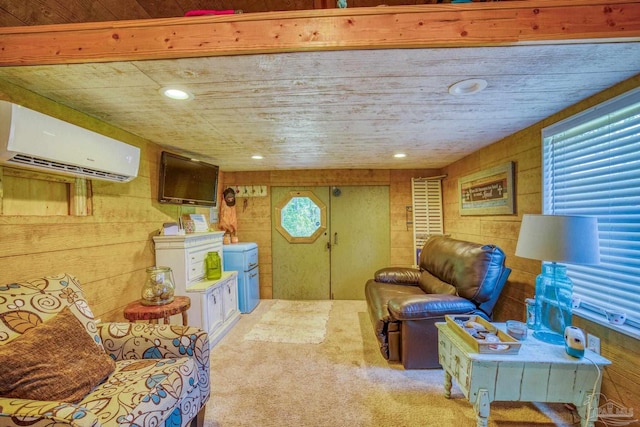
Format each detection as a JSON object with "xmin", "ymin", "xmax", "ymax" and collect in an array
[{"xmin": 275, "ymin": 190, "xmax": 327, "ymax": 243}]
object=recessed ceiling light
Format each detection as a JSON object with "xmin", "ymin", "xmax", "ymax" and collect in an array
[
  {"xmin": 251, "ymin": 155, "xmax": 264, "ymax": 160},
  {"xmin": 159, "ymin": 87, "xmax": 194, "ymax": 100},
  {"xmin": 448, "ymin": 78, "xmax": 488, "ymax": 96},
  {"xmin": 393, "ymin": 153, "xmax": 407, "ymax": 158}
]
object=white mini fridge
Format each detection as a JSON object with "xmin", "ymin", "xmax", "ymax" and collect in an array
[{"xmin": 223, "ymin": 242, "xmax": 259, "ymax": 313}]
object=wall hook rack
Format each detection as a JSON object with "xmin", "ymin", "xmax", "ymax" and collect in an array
[{"xmin": 232, "ymin": 185, "xmax": 267, "ymax": 197}]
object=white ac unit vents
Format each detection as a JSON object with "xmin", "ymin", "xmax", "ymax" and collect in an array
[{"xmin": 0, "ymin": 101, "xmax": 140, "ymax": 183}]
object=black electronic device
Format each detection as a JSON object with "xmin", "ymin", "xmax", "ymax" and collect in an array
[{"xmin": 158, "ymin": 151, "xmax": 219, "ymax": 207}]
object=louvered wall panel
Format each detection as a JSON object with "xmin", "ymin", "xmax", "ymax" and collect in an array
[{"xmin": 412, "ymin": 177, "xmax": 444, "ymax": 265}]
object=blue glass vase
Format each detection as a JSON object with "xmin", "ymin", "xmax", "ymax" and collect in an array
[{"xmin": 533, "ymin": 263, "xmax": 573, "ymax": 345}]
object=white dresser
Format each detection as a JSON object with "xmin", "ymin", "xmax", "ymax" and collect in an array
[{"xmin": 153, "ymin": 231, "xmax": 240, "ymax": 348}]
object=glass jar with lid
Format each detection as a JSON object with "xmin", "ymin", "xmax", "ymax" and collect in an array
[
  {"xmin": 205, "ymin": 251, "xmax": 222, "ymax": 280},
  {"xmin": 141, "ymin": 266, "xmax": 175, "ymax": 306}
]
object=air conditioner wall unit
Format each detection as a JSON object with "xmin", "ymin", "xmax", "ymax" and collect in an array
[{"xmin": 0, "ymin": 101, "xmax": 140, "ymax": 183}]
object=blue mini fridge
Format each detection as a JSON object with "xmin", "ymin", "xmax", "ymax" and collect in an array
[{"xmin": 223, "ymin": 242, "xmax": 259, "ymax": 313}]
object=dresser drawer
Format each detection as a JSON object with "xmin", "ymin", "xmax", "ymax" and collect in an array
[
  {"xmin": 450, "ymin": 344, "xmax": 471, "ymax": 396},
  {"xmin": 438, "ymin": 327, "xmax": 471, "ymax": 397},
  {"xmin": 187, "ymin": 247, "xmax": 210, "ymax": 283}
]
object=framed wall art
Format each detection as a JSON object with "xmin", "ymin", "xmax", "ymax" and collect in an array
[{"xmin": 458, "ymin": 162, "xmax": 515, "ymax": 216}]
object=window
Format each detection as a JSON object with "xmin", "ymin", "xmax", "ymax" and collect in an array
[
  {"xmin": 274, "ymin": 190, "xmax": 327, "ymax": 243},
  {"xmin": 542, "ymin": 87, "xmax": 640, "ymax": 334}
]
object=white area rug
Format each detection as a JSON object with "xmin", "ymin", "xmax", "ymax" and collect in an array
[{"xmin": 243, "ymin": 299, "xmax": 333, "ymax": 344}]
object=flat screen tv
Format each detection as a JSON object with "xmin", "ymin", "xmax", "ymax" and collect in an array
[{"xmin": 159, "ymin": 151, "xmax": 219, "ymax": 207}]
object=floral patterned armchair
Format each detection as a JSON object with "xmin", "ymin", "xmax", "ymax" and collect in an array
[{"xmin": 0, "ymin": 273, "xmax": 210, "ymax": 427}]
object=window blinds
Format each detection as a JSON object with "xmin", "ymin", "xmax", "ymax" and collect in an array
[
  {"xmin": 542, "ymin": 87, "xmax": 640, "ymax": 330},
  {"xmin": 412, "ymin": 177, "xmax": 444, "ymax": 265}
]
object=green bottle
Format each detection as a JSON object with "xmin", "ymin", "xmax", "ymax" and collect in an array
[{"xmin": 205, "ymin": 251, "xmax": 222, "ymax": 280}]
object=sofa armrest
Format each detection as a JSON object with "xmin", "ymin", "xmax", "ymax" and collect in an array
[
  {"xmin": 387, "ymin": 294, "xmax": 477, "ymax": 321},
  {"xmin": 98, "ymin": 322, "xmax": 209, "ymax": 361},
  {"xmin": 0, "ymin": 397, "xmax": 101, "ymax": 427},
  {"xmin": 374, "ymin": 267, "xmax": 421, "ymax": 285},
  {"xmin": 97, "ymin": 322, "xmax": 210, "ymax": 404}
]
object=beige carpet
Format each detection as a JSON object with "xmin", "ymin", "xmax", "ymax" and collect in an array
[
  {"xmin": 206, "ymin": 300, "xmax": 575, "ymax": 427},
  {"xmin": 243, "ymin": 300, "xmax": 333, "ymax": 344}
]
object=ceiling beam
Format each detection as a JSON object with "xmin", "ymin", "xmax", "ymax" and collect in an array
[{"xmin": 0, "ymin": 0, "xmax": 639, "ymax": 66}]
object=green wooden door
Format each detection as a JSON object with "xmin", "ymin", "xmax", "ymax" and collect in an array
[
  {"xmin": 330, "ymin": 186, "xmax": 390, "ymax": 300},
  {"xmin": 272, "ymin": 187, "xmax": 331, "ymax": 300},
  {"xmin": 271, "ymin": 185, "xmax": 390, "ymax": 300}
]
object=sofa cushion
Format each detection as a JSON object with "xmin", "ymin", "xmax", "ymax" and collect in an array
[
  {"xmin": 81, "ymin": 356, "xmax": 199, "ymax": 426},
  {"xmin": 418, "ymin": 236, "xmax": 506, "ymax": 302},
  {"xmin": 417, "ymin": 271, "xmax": 457, "ymax": 295},
  {"xmin": 0, "ymin": 273, "xmax": 105, "ymax": 351},
  {"xmin": 373, "ymin": 267, "xmax": 421, "ymax": 285},
  {"xmin": 0, "ymin": 306, "xmax": 115, "ymax": 403},
  {"xmin": 365, "ymin": 280, "xmax": 425, "ymax": 323},
  {"xmin": 387, "ymin": 294, "xmax": 477, "ymax": 320}
]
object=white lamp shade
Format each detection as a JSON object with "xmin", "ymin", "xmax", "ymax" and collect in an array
[{"xmin": 515, "ymin": 214, "xmax": 600, "ymax": 264}]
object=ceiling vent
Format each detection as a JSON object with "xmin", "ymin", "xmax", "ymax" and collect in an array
[{"xmin": 0, "ymin": 101, "xmax": 140, "ymax": 183}]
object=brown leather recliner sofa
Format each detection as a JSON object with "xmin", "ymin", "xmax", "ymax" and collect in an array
[{"xmin": 365, "ymin": 236, "xmax": 511, "ymax": 369}]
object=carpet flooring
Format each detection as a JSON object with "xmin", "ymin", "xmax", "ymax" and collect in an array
[{"xmin": 206, "ymin": 300, "xmax": 576, "ymax": 427}]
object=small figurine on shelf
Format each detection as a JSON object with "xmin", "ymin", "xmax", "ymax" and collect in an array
[{"xmin": 218, "ymin": 187, "xmax": 238, "ymax": 244}]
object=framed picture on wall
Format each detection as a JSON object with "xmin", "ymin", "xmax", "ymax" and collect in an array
[{"xmin": 458, "ymin": 162, "xmax": 515, "ymax": 216}]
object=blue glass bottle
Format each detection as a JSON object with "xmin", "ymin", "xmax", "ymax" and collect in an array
[{"xmin": 533, "ymin": 263, "xmax": 573, "ymax": 345}]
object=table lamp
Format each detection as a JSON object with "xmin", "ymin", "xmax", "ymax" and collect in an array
[{"xmin": 515, "ymin": 214, "xmax": 600, "ymax": 344}]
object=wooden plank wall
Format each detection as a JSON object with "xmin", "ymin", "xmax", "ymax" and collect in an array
[
  {"xmin": 220, "ymin": 168, "xmax": 440, "ymax": 298},
  {"xmin": 0, "ymin": 79, "xmax": 208, "ymax": 321},
  {"xmin": 441, "ymin": 74, "xmax": 640, "ymax": 415}
]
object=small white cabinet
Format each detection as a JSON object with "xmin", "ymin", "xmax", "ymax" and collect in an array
[
  {"xmin": 204, "ymin": 284, "xmax": 223, "ymax": 333},
  {"xmin": 222, "ymin": 277, "xmax": 238, "ymax": 320},
  {"xmin": 153, "ymin": 231, "xmax": 240, "ymax": 348}
]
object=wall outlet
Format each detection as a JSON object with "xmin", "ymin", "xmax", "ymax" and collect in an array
[{"xmin": 587, "ymin": 333, "xmax": 601, "ymax": 354}]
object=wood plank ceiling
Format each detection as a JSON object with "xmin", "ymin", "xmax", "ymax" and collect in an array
[{"xmin": 0, "ymin": 1, "xmax": 639, "ymax": 171}]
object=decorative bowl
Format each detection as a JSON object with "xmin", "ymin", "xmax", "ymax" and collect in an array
[{"xmin": 506, "ymin": 320, "xmax": 528, "ymax": 340}]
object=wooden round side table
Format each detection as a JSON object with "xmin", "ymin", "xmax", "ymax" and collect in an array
[{"xmin": 123, "ymin": 296, "xmax": 191, "ymax": 326}]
